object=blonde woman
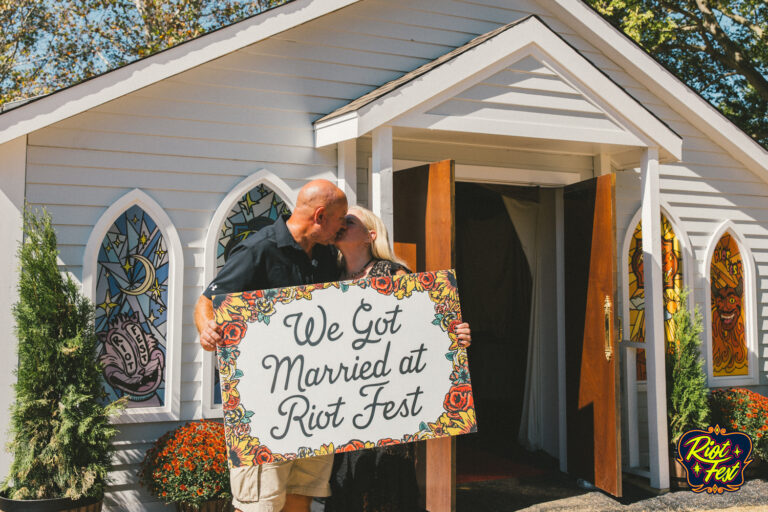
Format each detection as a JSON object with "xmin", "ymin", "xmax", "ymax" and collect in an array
[{"xmin": 328, "ymin": 206, "xmax": 471, "ymax": 512}]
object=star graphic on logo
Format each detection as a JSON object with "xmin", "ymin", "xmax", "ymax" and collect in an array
[
  {"xmin": 734, "ymin": 446, "xmax": 741, "ymax": 457},
  {"xmin": 693, "ymin": 462, "xmax": 702, "ymax": 476}
]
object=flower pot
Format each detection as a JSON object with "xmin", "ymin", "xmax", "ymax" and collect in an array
[
  {"xmin": 0, "ymin": 494, "xmax": 101, "ymax": 512},
  {"xmin": 669, "ymin": 451, "xmax": 689, "ymax": 489},
  {"xmin": 176, "ymin": 499, "xmax": 233, "ymax": 512}
]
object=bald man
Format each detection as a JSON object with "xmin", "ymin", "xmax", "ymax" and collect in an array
[{"xmin": 195, "ymin": 179, "xmax": 348, "ymax": 512}]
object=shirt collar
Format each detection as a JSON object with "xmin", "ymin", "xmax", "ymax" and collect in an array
[{"xmin": 274, "ymin": 216, "xmax": 303, "ymax": 250}]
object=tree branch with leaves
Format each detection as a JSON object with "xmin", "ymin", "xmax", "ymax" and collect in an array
[{"xmin": 587, "ymin": 0, "xmax": 768, "ymax": 148}]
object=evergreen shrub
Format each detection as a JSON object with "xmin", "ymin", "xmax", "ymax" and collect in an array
[
  {"xmin": 666, "ymin": 289, "xmax": 710, "ymax": 449},
  {"xmin": 1, "ymin": 208, "xmax": 123, "ymax": 500}
]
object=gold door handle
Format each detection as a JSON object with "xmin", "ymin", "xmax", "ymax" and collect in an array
[{"xmin": 604, "ymin": 295, "xmax": 612, "ymax": 361}]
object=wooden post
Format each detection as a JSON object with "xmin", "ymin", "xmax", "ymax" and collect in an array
[
  {"xmin": 640, "ymin": 147, "xmax": 670, "ymax": 489},
  {"xmin": 337, "ymin": 140, "xmax": 357, "ymax": 206},
  {"xmin": 371, "ymin": 126, "xmax": 393, "ymax": 237},
  {"xmin": 0, "ymin": 135, "xmax": 26, "ymax": 480}
]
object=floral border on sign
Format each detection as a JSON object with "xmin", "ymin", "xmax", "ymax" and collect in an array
[{"xmin": 213, "ymin": 269, "xmax": 476, "ymax": 467}]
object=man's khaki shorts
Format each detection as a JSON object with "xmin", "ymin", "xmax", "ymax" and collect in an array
[{"xmin": 230, "ymin": 455, "xmax": 333, "ymax": 512}]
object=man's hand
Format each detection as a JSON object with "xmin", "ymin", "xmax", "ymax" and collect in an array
[
  {"xmin": 194, "ymin": 295, "xmax": 223, "ymax": 352},
  {"xmin": 200, "ymin": 319, "xmax": 223, "ymax": 351}
]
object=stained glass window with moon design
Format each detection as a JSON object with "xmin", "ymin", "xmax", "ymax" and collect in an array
[
  {"xmin": 95, "ymin": 205, "xmax": 169, "ymax": 409},
  {"xmin": 627, "ymin": 214, "xmax": 684, "ymax": 381},
  {"xmin": 212, "ymin": 183, "xmax": 291, "ymax": 404},
  {"xmin": 710, "ymin": 232, "xmax": 747, "ymax": 377}
]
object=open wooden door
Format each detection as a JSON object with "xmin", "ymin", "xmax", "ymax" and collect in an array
[
  {"xmin": 563, "ymin": 174, "xmax": 622, "ymax": 497},
  {"xmin": 393, "ymin": 159, "xmax": 456, "ymax": 512}
]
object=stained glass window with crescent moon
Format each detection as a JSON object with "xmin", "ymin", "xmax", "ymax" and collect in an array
[
  {"xmin": 212, "ymin": 183, "xmax": 291, "ymax": 404},
  {"xmin": 627, "ymin": 214, "xmax": 684, "ymax": 381},
  {"xmin": 710, "ymin": 232, "xmax": 747, "ymax": 377},
  {"xmin": 95, "ymin": 204, "xmax": 168, "ymax": 408}
]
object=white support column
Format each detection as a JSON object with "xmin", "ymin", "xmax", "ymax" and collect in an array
[
  {"xmin": 0, "ymin": 136, "xmax": 26, "ymax": 480},
  {"xmin": 594, "ymin": 152, "xmax": 612, "ymax": 176},
  {"xmin": 337, "ymin": 140, "xmax": 357, "ymax": 207},
  {"xmin": 371, "ymin": 126, "xmax": 393, "ymax": 237},
  {"xmin": 555, "ymin": 188, "xmax": 567, "ymax": 473},
  {"xmin": 625, "ymin": 342, "xmax": 640, "ymax": 468},
  {"xmin": 640, "ymin": 147, "xmax": 670, "ymax": 489}
]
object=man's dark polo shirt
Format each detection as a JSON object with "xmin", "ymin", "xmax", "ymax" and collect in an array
[{"xmin": 203, "ymin": 216, "xmax": 339, "ymax": 298}]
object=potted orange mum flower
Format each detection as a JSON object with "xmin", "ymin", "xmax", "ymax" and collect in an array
[{"xmin": 139, "ymin": 421, "xmax": 232, "ymax": 512}]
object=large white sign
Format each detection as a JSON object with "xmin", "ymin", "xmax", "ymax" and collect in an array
[{"xmin": 213, "ymin": 270, "xmax": 476, "ymax": 466}]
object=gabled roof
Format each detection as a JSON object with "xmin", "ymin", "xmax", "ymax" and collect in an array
[
  {"xmin": 313, "ymin": 15, "xmax": 683, "ymax": 161},
  {"xmin": 0, "ymin": 0, "xmax": 359, "ymax": 146},
  {"xmin": 0, "ymin": 0, "xmax": 765, "ymax": 175},
  {"xmin": 315, "ymin": 17, "xmax": 529, "ymax": 125},
  {"xmin": 546, "ymin": 0, "xmax": 768, "ymax": 175}
]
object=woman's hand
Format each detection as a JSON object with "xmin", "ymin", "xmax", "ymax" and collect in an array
[{"xmin": 456, "ymin": 322, "xmax": 471, "ymax": 348}]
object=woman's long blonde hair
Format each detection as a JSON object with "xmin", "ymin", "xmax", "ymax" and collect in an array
[{"xmin": 345, "ymin": 206, "xmax": 407, "ymax": 266}]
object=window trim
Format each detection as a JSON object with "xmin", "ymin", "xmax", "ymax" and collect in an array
[
  {"xmin": 702, "ymin": 220, "xmax": 758, "ymax": 387},
  {"xmin": 82, "ymin": 188, "xmax": 183, "ymax": 423},
  {"xmin": 201, "ymin": 170, "xmax": 297, "ymax": 419}
]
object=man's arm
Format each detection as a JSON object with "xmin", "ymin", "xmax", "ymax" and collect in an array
[{"xmin": 195, "ymin": 295, "xmax": 222, "ymax": 351}]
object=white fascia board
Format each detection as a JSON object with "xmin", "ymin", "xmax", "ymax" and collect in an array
[
  {"xmin": 332, "ymin": 16, "xmax": 680, "ymax": 159},
  {"xmin": 314, "ymin": 111, "xmax": 359, "ymax": 147},
  {"xmin": 545, "ymin": 0, "xmax": 768, "ymax": 176},
  {"xmin": 392, "ymin": 113, "xmax": 646, "ymax": 147},
  {"xmin": 0, "ymin": 0, "xmax": 360, "ymax": 146}
]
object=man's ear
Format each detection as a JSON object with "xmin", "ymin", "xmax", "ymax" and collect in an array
[{"xmin": 314, "ymin": 206, "xmax": 326, "ymax": 224}]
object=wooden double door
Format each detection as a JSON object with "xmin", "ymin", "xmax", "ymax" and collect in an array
[{"xmin": 392, "ymin": 160, "xmax": 621, "ymax": 511}]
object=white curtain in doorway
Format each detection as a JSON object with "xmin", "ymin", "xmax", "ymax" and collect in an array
[{"xmin": 503, "ymin": 196, "xmax": 545, "ymax": 452}]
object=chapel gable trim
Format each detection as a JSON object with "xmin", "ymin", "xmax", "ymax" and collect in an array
[{"xmin": 313, "ymin": 15, "xmax": 682, "ymax": 161}]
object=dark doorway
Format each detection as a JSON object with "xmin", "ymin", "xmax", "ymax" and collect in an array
[{"xmin": 454, "ymin": 182, "xmax": 533, "ymax": 482}]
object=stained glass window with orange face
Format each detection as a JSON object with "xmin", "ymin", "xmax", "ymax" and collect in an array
[
  {"xmin": 627, "ymin": 215, "xmax": 683, "ymax": 381},
  {"xmin": 710, "ymin": 233, "xmax": 747, "ymax": 377}
]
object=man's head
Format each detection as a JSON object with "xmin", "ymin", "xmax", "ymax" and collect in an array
[{"xmin": 288, "ymin": 179, "xmax": 348, "ymax": 246}]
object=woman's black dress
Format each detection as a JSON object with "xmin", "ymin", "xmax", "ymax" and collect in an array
[{"xmin": 325, "ymin": 259, "xmax": 422, "ymax": 512}]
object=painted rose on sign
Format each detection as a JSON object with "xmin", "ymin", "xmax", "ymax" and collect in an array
[{"xmin": 212, "ymin": 269, "xmax": 477, "ymax": 466}]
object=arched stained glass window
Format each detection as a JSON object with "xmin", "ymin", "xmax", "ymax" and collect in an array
[
  {"xmin": 216, "ymin": 184, "xmax": 292, "ymax": 272},
  {"xmin": 95, "ymin": 204, "xmax": 169, "ymax": 407},
  {"xmin": 627, "ymin": 214, "xmax": 684, "ymax": 381},
  {"xmin": 211, "ymin": 184, "xmax": 292, "ymax": 404},
  {"xmin": 710, "ymin": 232, "xmax": 747, "ymax": 377}
]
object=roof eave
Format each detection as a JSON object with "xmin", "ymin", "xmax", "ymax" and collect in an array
[
  {"xmin": 545, "ymin": 0, "xmax": 768, "ymax": 175},
  {"xmin": 314, "ymin": 15, "xmax": 682, "ymax": 160},
  {"xmin": 0, "ymin": 0, "xmax": 361, "ymax": 146}
]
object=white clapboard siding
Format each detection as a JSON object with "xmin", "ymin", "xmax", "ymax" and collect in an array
[{"xmin": 16, "ymin": 0, "xmax": 768, "ymax": 507}]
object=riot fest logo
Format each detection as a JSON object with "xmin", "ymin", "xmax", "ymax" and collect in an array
[{"xmin": 677, "ymin": 425, "xmax": 752, "ymax": 493}]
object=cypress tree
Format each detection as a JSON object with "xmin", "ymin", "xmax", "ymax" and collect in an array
[
  {"xmin": 2, "ymin": 208, "xmax": 123, "ymax": 500},
  {"xmin": 666, "ymin": 288, "xmax": 710, "ymax": 448}
]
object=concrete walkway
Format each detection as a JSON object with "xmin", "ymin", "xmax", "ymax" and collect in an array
[{"xmin": 457, "ymin": 474, "xmax": 768, "ymax": 511}]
